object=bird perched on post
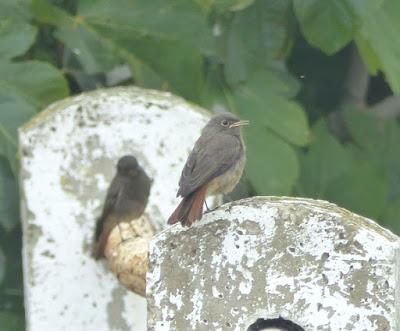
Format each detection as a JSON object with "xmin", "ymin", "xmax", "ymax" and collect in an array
[
  {"xmin": 168, "ymin": 112, "xmax": 248, "ymax": 227},
  {"xmin": 92, "ymin": 155, "xmax": 151, "ymax": 259}
]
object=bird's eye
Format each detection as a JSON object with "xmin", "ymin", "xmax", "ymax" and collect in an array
[{"xmin": 221, "ymin": 120, "xmax": 229, "ymax": 127}]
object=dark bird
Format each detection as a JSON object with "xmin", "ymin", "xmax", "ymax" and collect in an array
[
  {"xmin": 168, "ymin": 112, "xmax": 248, "ymax": 227},
  {"xmin": 246, "ymin": 317, "xmax": 305, "ymax": 331},
  {"xmin": 93, "ymin": 155, "xmax": 151, "ymax": 259}
]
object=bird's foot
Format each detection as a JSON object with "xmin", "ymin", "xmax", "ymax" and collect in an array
[
  {"xmin": 204, "ymin": 208, "xmax": 217, "ymax": 214},
  {"xmin": 204, "ymin": 201, "xmax": 218, "ymax": 214}
]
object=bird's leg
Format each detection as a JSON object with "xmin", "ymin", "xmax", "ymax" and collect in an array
[
  {"xmin": 204, "ymin": 200, "xmax": 218, "ymax": 214},
  {"xmin": 204, "ymin": 200, "xmax": 211, "ymax": 212},
  {"xmin": 117, "ymin": 223, "xmax": 126, "ymax": 243}
]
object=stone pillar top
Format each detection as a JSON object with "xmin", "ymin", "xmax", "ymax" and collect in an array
[
  {"xmin": 19, "ymin": 86, "xmax": 212, "ymax": 331},
  {"xmin": 147, "ymin": 196, "xmax": 400, "ymax": 331}
]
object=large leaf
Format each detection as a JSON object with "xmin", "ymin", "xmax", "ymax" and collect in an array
[
  {"xmin": 356, "ymin": 0, "xmax": 400, "ymax": 93},
  {"xmin": 212, "ymin": 0, "xmax": 255, "ymax": 12},
  {"xmin": 224, "ymin": 0, "xmax": 290, "ymax": 86},
  {"xmin": 297, "ymin": 117, "xmax": 390, "ymax": 221},
  {"xmin": 297, "ymin": 116, "xmax": 389, "ymax": 223},
  {"xmin": 0, "ymin": 159, "xmax": 19, "ymax": 232},
  {"xmin": 0, "ymin": 245, "xmax": 5, "ymax": 285},
  {"xmin": 229, "ymin": 70, "xmax": 307, "ymax": 194},
  {"xmin": 31, "ymin": 0, "xmax": 120, "ymax": 74},
  {"xmin": 294, "ymin": 0, "xmax": 384, "ymax": 54},
  {"xmin": 382, "ymin": 197, "xmax": 400, "ymax": 234},
  {"xmin": 0, "ymin": 60, "xmax": 68, "ymax": 169},
  {"xmin": 0, "ymin": 0, "xmax": 37, "ymax": 59},
  {"xmin": 77, "ymin": 0, "xmax": 213, "ymax": 54},
  {"xmin": 0, "ymin": 93, "xmax": 34, "ymax": 171},
  {"xmin": 233, "ymin": 72, "xmax": 309, "ymax": 147},
  {"xmin": 344, "ymin": 108, "xmax": 400, "ymax": 199},
  {"xmin": 31, "ymin": 0, "xmax": 209, "ymax": 100},
  {"xmin": 106, "ymin": 33, "xmax": 203, "ymax": 101},
  {"xmin": 0, "ymin": 311, "xmax": 24, "ymax": 331},
  {"xmin": 245, "ymin": 126, "xmax": 299, "ymax": 195},
  {"xmin": 0, "ymin": 61, "xmax": 69, "ymax": 108},
  {"xmin": 297, "ymin": 121, "xmax": 353, "ymax": 197},
  {"xmin": 325, "ymin": 160, "xmax": 388, "ymax": 221}
]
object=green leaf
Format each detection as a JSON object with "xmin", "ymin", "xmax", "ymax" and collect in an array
[
  {"xmin": 213, "ymin": 0, "xmax": 255, "ymax": 12},
  {"xmin": 228, "ymin": 69, "xmax": 306, "ymax": 195},
  {"xmin": 233, "ymin": 72, "xmax": 310, "ymax": 147},
  {"xmin": 344, "ymin": 108, "xmax": 400, "ymax": 199},
  {"xmin": 296, "ymin": 116, "xmax": 391, "ymax": 221},
  {"xmin": 354, "ymin": 35, "xmax": 380, "ymax": 75},
  {"xmin": 224, "ymin": 0, "xmax": 290, "ymax": 85},
  {"xmin": 0, "ymin": 158, "xmax": 19, "ymax": 232},
  {"xmin": 0, "ymin": 245, "xmax": 5, "ymax": 285},
  {"xmin": 0, "ymin": 0, "xmax": 37, "ymax": 60},
  {"xmin": 127, "ymin": 37, "xmax": 203, "ymax": 101},
  {"xmin": 78, "ymin": 0, "xmax": 214, "ymax": 53},
  {"xmin": 31, "ymin": 0, "xmax": 208, "ymax": 99},
  {"xmin": 245, "ymin": 126, "xmax": 299, "ymax": 195},
  {"xmin": 356, "ymin": 0, "xmax": 400, "ymax": 93},
  {"xmin": 0, "ymin": 311, "xmax": 24, "ymax": 331},
  {"xmin": 0, "ymin": 60, "xmax": 69, "ymax": 108},
  {"xmin": 297, "ymin": 120, "xmax": 353, "ymax": 197},
  {"xmin": 294, "ymin": 0, "xmax": 384, "ymax": 54},
  {"xmin": 382, "ymin": 197, "xmax": 400, "ymax": 235},
  {"xmin": 0, "ymin": 94, "xmax": 34, "ymax": 172},
  {"xmin": 325, "ymin": 160, "xmax": 388, "ymax": 221},
  {"xmin": 0, "ymin": 60, "xmax": 68, "ymax": 167},
  {"xmin": 31, "ymin": 0, "xmax": 120, "ymax": 74}
]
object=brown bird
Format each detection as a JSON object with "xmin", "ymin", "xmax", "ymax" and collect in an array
[
  {"xmin": 93, "ymin": 155, "xmax": 151, "ymax": 259},
  {"xmin": 168, "ymin": 112, "xmax": 248, "ymax": 227}
]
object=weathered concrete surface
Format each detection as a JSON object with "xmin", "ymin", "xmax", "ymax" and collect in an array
[
  {"xmin": 147, "ymin": 196, "xmax": 400, "ymax": 331},
  {"xmin": 19, "ymin": 86, "xmax": 215, "ymax": 331}
]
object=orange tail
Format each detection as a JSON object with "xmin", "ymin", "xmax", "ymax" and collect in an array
[
  {"xmin": 92, "ymin": 221, "xmax": 114, "ymax": 260},
  {"xmin": 168, "ymin": 186, "xmax": 207, "ymax": 227}
]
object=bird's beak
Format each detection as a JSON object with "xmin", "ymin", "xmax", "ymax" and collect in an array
[{"xmin": 229, "ymin": 120, "xmax": 250, "ymax": 128}]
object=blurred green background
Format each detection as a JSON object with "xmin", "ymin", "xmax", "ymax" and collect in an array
[{"xmin": 1, "ymin": 0, "xmax": 400, "ymax": 328}]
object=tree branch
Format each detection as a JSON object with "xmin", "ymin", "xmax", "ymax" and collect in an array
[
  {"xmin": 329, "ymin": 45, "xmax": 400, "ymax": 141},
  {"xmin": 363, "ymin": 95, "xmax": 400, "ymax": 119},
  {"xmin": 342, "ymin": 45, "xmax": 369, "ymax": 108},
  {"xmin": 342, "ymin": 45, "xmax": 400, "ymax": 120}
]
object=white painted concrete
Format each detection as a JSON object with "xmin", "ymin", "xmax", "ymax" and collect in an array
[{"xmin": 19, "ymin": 86, "xmax": 213, "ymax": 331}]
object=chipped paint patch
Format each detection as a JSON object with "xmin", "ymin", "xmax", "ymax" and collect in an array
[
  {"xmin": 147, "ymin": 196, "xmax": 400, "ymax": 331},
  {"xmin": 19, "ymin": 86, "xmax": 214, "ymax": 330}
]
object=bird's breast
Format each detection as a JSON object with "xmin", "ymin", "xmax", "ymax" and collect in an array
[{"xmin": 206, "ymin": 152, "xmax": 246, "ymax": 196}]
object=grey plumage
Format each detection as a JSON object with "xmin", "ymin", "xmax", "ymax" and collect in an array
[
  {"xmin": 93, "ymin": 155, "xmax": 151, "ymax": 259},
  {"xmin": 168, "ymin": 112, "xmax": 248, "ymax": 226}
]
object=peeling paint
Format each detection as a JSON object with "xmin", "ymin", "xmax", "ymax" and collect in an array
[
  {"xmin": 107, "ymin": 287, "xmax": 130, "ymax": 330},
  {"xmin": 19, "ymin": 86, "xmax": 215, "ymax": 330},
  {"xmin": 147, "ymin": 196, "xmax": 400, "ymax": 331}
]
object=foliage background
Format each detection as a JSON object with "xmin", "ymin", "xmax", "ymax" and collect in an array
[{"xmin": 1, "ymin": 0, "xmax": 400, "ymax": 328}]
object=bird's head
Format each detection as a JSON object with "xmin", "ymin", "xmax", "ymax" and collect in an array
[
  {"xmin": 116, "ymin": 155, "xmax": 139, "ymax": 177},
  {"xmin": 204, "ymin": 112, "xmax": 249, "ymax": 136}
]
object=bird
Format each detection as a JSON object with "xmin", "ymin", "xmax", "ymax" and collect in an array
[
  {"xmin": 92, "ymin": 155, "xmax": 151, "ymax": 259},
  {"xmin": 167, "ymin": 112, "xmax": 248, "ymax": 227},
  {"xmin": 246, "ymin": 317, "xmax": 305, "ymax": 331}
]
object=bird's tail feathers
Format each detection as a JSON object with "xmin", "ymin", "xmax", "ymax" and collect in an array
[
  {"xmin": 167, "ymin": 186, "xmax": 207, "ymax": 227},
  {"xmin": 92, "ymin": 221, "xmax": 114, "ymax": 260}
]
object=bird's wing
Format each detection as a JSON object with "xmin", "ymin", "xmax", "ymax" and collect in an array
[
  {"xmin": 94, "ymin": 176, "xmax": 121, "ymax": 240},
  {"xmin": 177, "ymin": 133, "xmax": 242, "ymax": 197}
]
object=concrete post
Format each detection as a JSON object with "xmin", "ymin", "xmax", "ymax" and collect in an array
[
  {"xmin": 19, "ymin": 87, "xmax": 214, "ymax": 330},
  {"xmin": 147, "ymin": 197, "xmax": 400, "ymax": 331}
]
